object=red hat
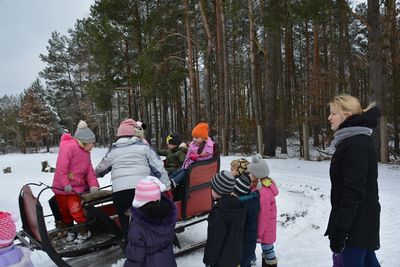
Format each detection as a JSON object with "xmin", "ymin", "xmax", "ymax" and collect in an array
[
  {"xmin": 192, "ymin": 123, "xmax": 209, "ymax": 139},
  {"xmin": 117, "ymin": 119, "xmax": 137, "ymax": 137},
  {"xmin": 0, "ymin": 211, "xmax": 17, "ymax": 248}
]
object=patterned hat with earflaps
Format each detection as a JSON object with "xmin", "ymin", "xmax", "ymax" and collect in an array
[{"xmin": 231, "ymin": 158, "xmax": 250, "ymax": 176}]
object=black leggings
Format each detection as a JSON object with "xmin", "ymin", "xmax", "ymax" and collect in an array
[{"xmin": 112, "ymin": 188, "xmax": 135, "ymax": 241}]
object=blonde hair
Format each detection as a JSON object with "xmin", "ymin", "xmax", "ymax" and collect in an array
[{"xmin": 329, "ymin": 94, "xmax": 376, "ymax": 116}]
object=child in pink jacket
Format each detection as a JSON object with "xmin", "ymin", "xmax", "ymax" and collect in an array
[
  {"xmin": 52, "ymin": 120, "xmax": 99, "ymax": 243},
  {"xmin": 169, "ymin": 122, "xmax": 214, "ymax": 188},
  {"xmin": 248, "ymin": 154, "xmax": 279, "ymax": 267}
]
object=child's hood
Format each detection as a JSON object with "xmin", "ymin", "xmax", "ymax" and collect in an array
[
  {"xmin": 131, "ymin": 196, "xmax": 177, "ymax": 235},
  {"xmin": 264, "ymin": 179, "xmax": 279, "ymax": 196},
  {"xmin": 60, "ymin": 133, "xmax": 73, "ymax": 144},
  {"xmin": 112, "ymin": 136, "xmax": 141, "ymax": 148}
]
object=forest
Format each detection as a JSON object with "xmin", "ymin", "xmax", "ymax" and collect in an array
[{"xmin": 0, "ymin": 0, "xmax": 399, "ymax": 162}]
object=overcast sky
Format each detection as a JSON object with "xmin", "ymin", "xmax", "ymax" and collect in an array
[{"xmin": 0, "ymin": 0, "xmax": 93, "ymax": 96}]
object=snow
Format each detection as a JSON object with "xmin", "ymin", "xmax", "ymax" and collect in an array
[{"xmin": 1, "ymin": 148, "xmax": 399, "ymax": 266}]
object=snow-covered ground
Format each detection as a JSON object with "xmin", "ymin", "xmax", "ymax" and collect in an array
[{"xmin": 1, "ymin": 148, "xmax": 399, "ymax": 266}]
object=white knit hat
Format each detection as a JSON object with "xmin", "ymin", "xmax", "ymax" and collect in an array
[
  {"xmin": 247, "ymin": 154, "xmax": 270, "ymax": 179},
  {"xmin": 132, "ymin": 176, "xmax": 167, "ymax": 208},
  {"xmin": 74, "ymin": 120, "xmax": 96, "ymax": 144}
]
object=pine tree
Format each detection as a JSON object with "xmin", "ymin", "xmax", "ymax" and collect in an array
[{"xmin": 19, "ymin": 88, "xmax": 54, "ymax": 152}]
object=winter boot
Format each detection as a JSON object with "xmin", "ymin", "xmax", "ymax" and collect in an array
[
  {"xmin": 55, "ymin": 221, "xmax": 73, "ymax": 239},
  {"xmin": 74, "ymin": 223, "xmax": 91, "ymax": 244},
  {"xmin": 262, "ymin": 257, "xmax": 278, "ymax": 267}
]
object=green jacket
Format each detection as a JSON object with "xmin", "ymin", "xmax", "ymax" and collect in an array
[{"xmin": 158, "ymin": 146, "xmax": 187, "ymax": 174}]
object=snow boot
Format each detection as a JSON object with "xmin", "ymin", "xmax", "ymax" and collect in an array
[
  {"xmin": 74, "ymin": 223, "xmax": 91, "ymax": 244},
  {"xmin": 262, "ymin": 257, "xmax": 278, "ymax": 267},
  {"xmin": 55, "ymin": 221, "xmax": 73, "ymax": 239}
]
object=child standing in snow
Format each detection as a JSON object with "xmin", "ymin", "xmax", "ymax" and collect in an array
[
  {"xmin": 52, "ymin": 120, "xmax": 99, "ymax": 243},
  {"xmin": 124, "ymin": 176, "xmax": 177, "ymax": 267},
  {"xmin": 170, "ymin": 122, "xmax": 214, "ymax": 188},
  {"xmin": 248, "ymin": 154, "xmax": 279, "ymax": 267},
  {"xmin": 0, "ymin": 211, "xmax": 34, "ymax": 267},
  {"xmin": 203, "ymin": 170, "xmax": 245, "ymax": 267},
  {"xmin": 232, "ymin": 170, "xmax": 260, "ymax": 267}
]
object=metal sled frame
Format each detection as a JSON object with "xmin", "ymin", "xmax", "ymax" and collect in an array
[{"xmin": 17, "ymin": 183, "xmax": 124, "ymax": 267}]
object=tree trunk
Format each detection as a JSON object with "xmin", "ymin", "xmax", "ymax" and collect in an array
[
  {"xmin": 387, "ymin": 0, "xmax": 399, "ymax": 154},
  {"xmin": 368, "ymin": 0, "xmax": 386, "ymax": 162},
  {"xmin": 248, "ymin": 0, "xmax": 262, "ymax": 154},
  {"xmin": 221, "ymin": 1, "xmax": 230, "ymax": 155},
  {"xmin": 199, "ymin": 0, "xmax": 213, "ymax": 125},
  {"xmin": 263, "ymin": 0, "xmax": 279, "ymax": 157},
  {"xmin": 184, "ymin": 0, "xmax": 199, "ymax": 125},
  {"xmin": 215, "ymin": 0, "xmax": 225, "ymax": 151}
]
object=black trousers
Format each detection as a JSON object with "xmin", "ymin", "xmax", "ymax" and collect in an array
[{"xmin": 112, "ymin": 188, "xmax": 135, "ymax": 241}]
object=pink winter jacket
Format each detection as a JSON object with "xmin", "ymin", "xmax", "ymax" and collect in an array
[
  {"xmin": 257, "ymin": 179, "xmax": 279, "ymax": 244},
  {"xmin": 182, "ymin": 137, "xmax": 214, "ymax": 169},
  {"xmin": 52, "ymin": 137, "xmax": 99, "ymax": 195}
]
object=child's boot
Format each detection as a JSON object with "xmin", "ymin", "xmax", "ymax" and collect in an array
[
  {"xmin": 55, "ymin": 220, "xmax": 72, "ymax": 239},
  {"xmin": 262, "ymin": 257, "xmax": 278, "ymax": 267},
  {"xmin": 75, "ymin": 223, "xmax": 91, "ymax": 244}
]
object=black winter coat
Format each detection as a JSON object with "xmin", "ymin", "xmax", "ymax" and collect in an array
[
  {"xmin": 203, "ymin": 195, "xmax": 245, "ymax": 267},
  {"xmin": 325, "ymin": 107, "xmax": 381, "ymax": 251},
  {"xmin": 239, "ymin": 192, "xmax": 260, "ymax": 267}
]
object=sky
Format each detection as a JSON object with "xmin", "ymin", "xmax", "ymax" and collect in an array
[
  {"xmin": 0, "ymin": 0, "xmax": 94, "ymax": 96},
  {"xmin": 0, "ymin": 149, "xmax": 399, "ymax": 266}
]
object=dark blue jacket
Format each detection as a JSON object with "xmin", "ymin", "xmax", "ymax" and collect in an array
[
  {"xmin": 203, "ymin": 195, "xmax": 245, "ymax": 267},
  {"xmin": 239, "ymin": 192, "xmax": 260, "ymax": 267},
  {"xmin": 124, "ymin": 196, "xmax": 177, "ymax": 267}
]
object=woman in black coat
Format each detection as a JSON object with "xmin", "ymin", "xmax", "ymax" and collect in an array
[{"xmin": 325, "ymin": 95, "xmax": 381, "ymax": 267}]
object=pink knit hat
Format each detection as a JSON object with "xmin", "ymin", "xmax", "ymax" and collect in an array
[
  {"xmin": 117, "ymin": 119, "xmax": 137, "ymax": 137},
  {"xmin": 0, "ymin": 211, "xmax": 17, "ymax": 248},
  {"xmin": 132, "ymin": 176, "xmax": 167, "ymax": 208}
]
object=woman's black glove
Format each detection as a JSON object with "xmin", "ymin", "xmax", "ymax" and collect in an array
[{"xmin": 329, "ymin": 228, "xmax": 348, "ymax": 254}]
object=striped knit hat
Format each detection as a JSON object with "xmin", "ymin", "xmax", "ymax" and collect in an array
[
  {"xmin": 211, "ymin": 170, "xmax": 236, "ymax": 196},
  {"xmin": 132, "ymin": 176, "xmax": 167, "ymax": 208},
  {"xmin": 233, "ymin": 173, "xmax": 251, "ymax": 196},
  {"xmin": 0, "ymin": 211, "xmax": 17, "ymax": 248}
]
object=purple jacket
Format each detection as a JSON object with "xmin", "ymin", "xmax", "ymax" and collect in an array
[
  {"xmin": 257, "ymin": 179, "xmax": 279, "ymax": 244},
  {"xmin": 52, "ymin": 138, "xmax": 99, "ymax": 195},
  {"xmin": 182, "ymin": 137, "xmax": 214, "ymax": 169},
  {"xmin": 0, "ymin": 245, "xmax": 34, "ymax": 267},
  {"xmin": 124, "ymin": 196, "xmax": 177, "ymax": 267}
]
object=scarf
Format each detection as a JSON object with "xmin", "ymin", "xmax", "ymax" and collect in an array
[{"xmin": 333, "ymin": 126, "xmax": 372, "ymax": 147}]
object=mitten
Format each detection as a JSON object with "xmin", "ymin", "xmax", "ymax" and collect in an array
[
  {"xmin": 90, "ymin": 186, "xmax": 99, "ymax": 194},
  {"xmin": 329, "ymin": 228, "xmax": 348, "ymax": 254},
  {"xmin": 64, "ymin": 185, "xmax": 73, "ymax": 192},
  {"xmin": 189, "ymin": 153, "xmax": 198, "ymax": 161},
  {"xmin": 179, "ymin": 142, "xmax": 187, "ymax": 149}
]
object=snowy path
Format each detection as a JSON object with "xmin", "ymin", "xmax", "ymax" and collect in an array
[{"xmin": 1, "ymin": 150, "xmax": 399, "ymax": 266}]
